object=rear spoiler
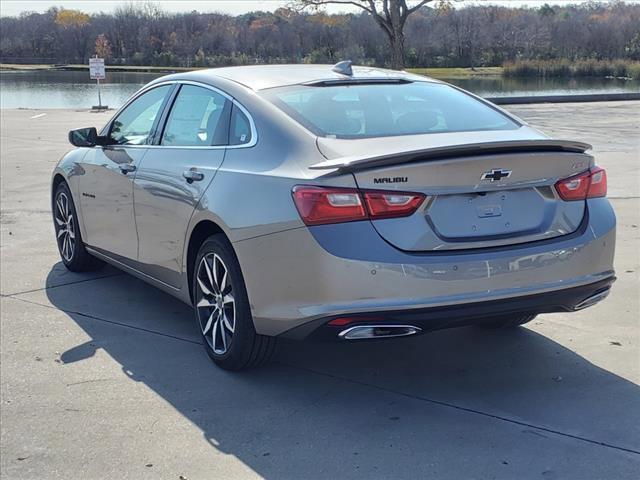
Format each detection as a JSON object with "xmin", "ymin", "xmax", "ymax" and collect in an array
[{"xmin": 309, "ymin": 139, "xmax": 592, "ymax": 171}]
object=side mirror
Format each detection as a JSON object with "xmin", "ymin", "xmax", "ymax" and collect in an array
[{"xmin": 69, "ymin": 127, "xmax": 105, "ymax": 147}]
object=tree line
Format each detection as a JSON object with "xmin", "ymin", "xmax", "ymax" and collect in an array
[{"xmin": 1, "ymin": 1, "xmax": 639, "ymax": 70}]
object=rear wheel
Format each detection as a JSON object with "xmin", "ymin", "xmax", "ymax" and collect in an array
[
  {"xmin": 481, "ymin": 313, "xmax": 537, "ymax": 329},
  {"xmin": 53, "ymin": 182, "xmax": 104, "ymax": 272},
  {"xmin": 193, "ymin": 234, "xmax": 276, "ymax": 371}
]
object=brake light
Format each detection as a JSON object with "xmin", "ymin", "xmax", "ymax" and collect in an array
[
  {"xmin": 555, "ymin": 167, "xmax": 607, "ymax": 201},
  {"xmin": 292, "ymin": 186, "xmax": 425, "ymax": 226}
]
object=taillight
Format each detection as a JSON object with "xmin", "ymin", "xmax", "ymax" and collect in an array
[
  {"xmin": 292, "ymin": 186, "xmax": 425, "ymax": 226},
  {"xmin": 292, "ymin": 186, "xmax": 366, "ymax": 225},
  {"xmin": 555, "ymin": 167, "xmax": 607, "ymax": 201},
  {"xmin": 364, "ymin": 191, "xmax": 426, "ymax": 219},
  {"xmin": 587, "ymin": 167, "xmax": 607, "ymax": 198},
  {"xmin": 555, "ymin": 170, "xmax": 590, "ymax": 201}
]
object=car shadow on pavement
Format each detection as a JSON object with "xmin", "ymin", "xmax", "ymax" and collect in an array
[{"xmin": 45, "ymin": 265, "xmax": 640, "ymax": 478}]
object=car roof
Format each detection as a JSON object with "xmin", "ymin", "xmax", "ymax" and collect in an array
[{"xmin": 171, "ymin": 64, "xmax": 436, "ymax": 91}]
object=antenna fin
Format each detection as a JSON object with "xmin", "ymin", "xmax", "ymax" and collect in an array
[{"xmin": 332, "ymin": 60, "xmax": 353, "ymax": 76}]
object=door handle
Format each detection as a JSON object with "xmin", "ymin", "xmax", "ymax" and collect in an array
[
  {"xmin": 119, "ymin": 163, "xmax": 136, "ymax": 174},
  {"xmin": 183, "ymin": 168, "xmax": 205, "ymax": 183}
]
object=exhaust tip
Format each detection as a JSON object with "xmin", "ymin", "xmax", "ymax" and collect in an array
[
  {"xmin": 338, "ymin": 325, "xmax": 422, "ymax": 340},
  {"xmin": 573, "ymin": 288, "xmax": 611, "ymax": 311}
]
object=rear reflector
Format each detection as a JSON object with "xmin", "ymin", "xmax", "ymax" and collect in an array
[
  {"xmin": 292, "ymin": 186, "xmax": 425, "ymax": 226},
  {"xmin": 555, "ymin": 167, "xmax": 607, "ymax": 201},
  {"xmin": 328, "ymin": 316, "xmax": 384, "ymax": 326}
]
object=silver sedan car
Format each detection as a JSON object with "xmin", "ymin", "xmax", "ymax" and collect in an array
[{"xmin": 52, "ymin": 63, "xmax": 616, "ymax": 370}]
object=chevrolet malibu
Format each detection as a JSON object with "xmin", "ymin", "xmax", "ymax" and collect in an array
[{"xmin": 52, "ymin": 63, "xmax": 616, "ymax": 370}]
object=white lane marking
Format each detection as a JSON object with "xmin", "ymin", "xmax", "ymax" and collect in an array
[{"xmin": 30, "ymin": 113, "xmax": 47, "ymax": 119}]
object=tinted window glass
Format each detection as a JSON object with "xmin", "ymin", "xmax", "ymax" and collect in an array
[
  {"xmin": 262, "ymin": 82, "xmax": 518, "ymax": 139},
  {"xmin": 162, "ymin": 85, "xmax": 230, "ymax": 146},
  {"xmin": 110, "ymin": 85, "xmax": 170, "ymax": 145},
  {"xmin": 229, "ymin": 105, "xmax": 252, "ymax": 146}
]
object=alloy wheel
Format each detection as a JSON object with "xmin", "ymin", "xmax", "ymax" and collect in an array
[
  {"xmin": 195, "ymin": 253, "xmax": 236, "ymax": 354},
  {"xmin": 54, "ymin": 192, "xmax": 75, "ymax": 262}
]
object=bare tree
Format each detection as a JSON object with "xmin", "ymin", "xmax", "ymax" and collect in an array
[{"xmin": 295, "ymin": 0, "xmax": 435, "ymax": 69}]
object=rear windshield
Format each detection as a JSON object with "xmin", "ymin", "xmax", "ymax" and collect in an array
[{"xmin": 261, "ymin": 81, "xmax": 519, "ymax": 139}]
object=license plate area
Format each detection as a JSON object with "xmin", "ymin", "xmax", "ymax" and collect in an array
[{"xmin": 426, "ymin": 188, "xmax": 553, "ymax": 241}]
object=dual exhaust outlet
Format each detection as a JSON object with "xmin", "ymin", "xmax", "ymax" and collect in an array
[
  {"xmin": 337, "ymin": 288, "xmax": 611, "ymax": 340},
  {"xmin": 338, "ymin": 325, "xmax": 422, "ymax": 340}
]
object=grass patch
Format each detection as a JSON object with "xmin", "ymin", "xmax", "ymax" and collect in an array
[
  {"xmin": 2, "ymin": 64, "xmax": 504, "ymax": 78},
  {"xmin": 4, "ymin": 62, "xmax": 637, "ymax": 80},
  {"xmin": 408, "ymin": 67, "xmax": 502, "ymax": 79},
  {"xmin": 503, "ymin": 59, "xmax": 640, "ymax": 80}
]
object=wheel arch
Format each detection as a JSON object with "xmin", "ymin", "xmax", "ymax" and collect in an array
[
  {"xmin": 185, "ymin": 219, "xmax": 232, "ymax": 303},
  {"xmin": 51, "ymin": 173, "xmax": 67, "ymax": 203},
  {"xmin": 51, "ymin": 170, "xmax": 88, "ymax": 241}
]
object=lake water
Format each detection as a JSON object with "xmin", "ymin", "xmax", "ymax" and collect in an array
[{"xmin": 1, "ymin": 70, "xmax": 638, "ymax": 109}]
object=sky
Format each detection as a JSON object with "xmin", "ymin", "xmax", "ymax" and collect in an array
[{"xmin": 1, "ymin": 0, "xmax": 632, "ymax": 17}]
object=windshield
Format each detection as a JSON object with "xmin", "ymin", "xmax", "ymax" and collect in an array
[{"xmin": 261, "ymin": 82, "xmax": 519, "ymax": 139}]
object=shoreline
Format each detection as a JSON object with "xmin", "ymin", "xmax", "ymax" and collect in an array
[
  {"xmin": 3, "ymin": 64, "xmax": 639, "ymax": 82},
  {"xmin": 0, "ymin": 63, "xmax": 191, "ymax": 74},
  {"xmin": 0, "ymin": 63, "xmax": 502, "ymax": 79},
  {"xmin": 0, "ymin": 63, "xmax": 640, "ymax": 81}
]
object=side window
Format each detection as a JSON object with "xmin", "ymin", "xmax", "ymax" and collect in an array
[
  {"xmin": 229, "ymin": 104, "xmax": 253, "ymax": 146},
  {"xmin": 162, "ymin": 85, "xmax": 231, "ymax": 147},
  {"xmin": 110, "ymin": 85, "xmax": 171, "ymax": 145}
]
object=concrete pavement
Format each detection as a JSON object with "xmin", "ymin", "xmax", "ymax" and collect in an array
[{"xmin": 1, "ymin": 103, "xmax": 639, "ymax": 479}]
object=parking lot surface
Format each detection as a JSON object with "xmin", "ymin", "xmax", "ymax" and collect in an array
[{"xmin": 1, "ymin": 102, "xmax": 639, "ymax": 479}]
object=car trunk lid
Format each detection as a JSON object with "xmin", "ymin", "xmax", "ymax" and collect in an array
[{"xmin": 312, "ymin": 133, "xmax": 592, "ymax": 251}]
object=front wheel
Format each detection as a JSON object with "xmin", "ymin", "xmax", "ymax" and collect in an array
[
  {"xmin": 53, "ymin": 182, "xmax": 104, "ymax": 272},
  {"xmin": 192, "ymin": 234, "xmax": 276, "ymax": 371}
]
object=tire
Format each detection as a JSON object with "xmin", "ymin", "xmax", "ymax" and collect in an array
[
  {"xmin": 481, "ymin": 313, "xmax": 537, "ymax": 329},
  {"xmin": 192, "ymin": 234, "xmax": 276, "ymax": 371},
  {"xmin": 52, "ymin": 182, "xmax": 105, "ymax": 272}
]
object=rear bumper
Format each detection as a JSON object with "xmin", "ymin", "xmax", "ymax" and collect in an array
[
  {"xmin": 233, "ymin": 197, "xmax": 616, "ymax": 337},
  {"xmin": 280, "ymin": 275, "xmax": 615, "ymax": 340}
]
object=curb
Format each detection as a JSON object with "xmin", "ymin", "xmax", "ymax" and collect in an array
[{"xmin": 487, "ymin": 93, "xmax": 640, "ymax": 105}]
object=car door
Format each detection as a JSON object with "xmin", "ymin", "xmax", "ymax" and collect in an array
[
  {"xmin": 78, "ymin": 84, "xmax": 173, "ymax": 261},
  {"xmin": 132, "ymin": 83, "xmax": 234, "ymax": 288}
]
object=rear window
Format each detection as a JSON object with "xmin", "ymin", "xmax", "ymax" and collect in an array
[{"xmin": 261, "ymin": 82, "xmax": 519, "ymax": 139}]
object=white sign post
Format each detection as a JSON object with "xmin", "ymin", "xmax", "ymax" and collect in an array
[{"xmin": 89, "ymin": 57, "xmax": 106, "ymax": 109}]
